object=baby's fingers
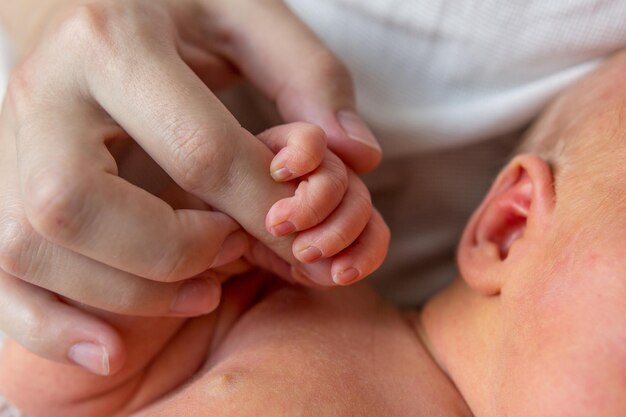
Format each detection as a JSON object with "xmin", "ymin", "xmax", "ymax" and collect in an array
[
  {"xmin": 267, "ymin": 151, "xmax": 348, "ymax": 236},
  {"xmin": 257, "ymin": 123, "xmax": 327, "ymax": 182},
  {"xmin": 292, "ymin": 172, "xmax": 372, "ymax": 263},
  {"xmin": 330, "ymin": 209, "xmax": 390, "ymax": 285},
  {"xmin": 0, "ymin": 271, "xmax": 124, "ymax": 376}
]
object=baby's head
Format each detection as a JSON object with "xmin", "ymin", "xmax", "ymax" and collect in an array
[{"xmin": 422, "ymin": 51, "xmax": 626, "ymax": 416}]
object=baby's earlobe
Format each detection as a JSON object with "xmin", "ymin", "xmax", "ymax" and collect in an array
[{"xmin": 457, "ymin": 154, "xmax": 554, "ymax": 295}]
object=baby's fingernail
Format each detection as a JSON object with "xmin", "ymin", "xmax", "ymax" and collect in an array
[
  {"xmin": 171, "ymin": 278, "xmax": 220, "ymax": 316},
  {"xmin": 337, "ymin": 110, "xmax": 381, "ymax": 151},
  {"xmin": 271, "ymin": 167, "xmax": 293, "ymax": 182},
  {"xmin": 298, "ymin": 246, "xmax": 323, "ymax": 263},
  {"xmin": 333, "ymin": 267, "xmax": 361, "ymax": 285},
  {"xmin": 271, "ymin": 221, "xmax": 296, "ymax": 237},
  {"xmin": 69, "ymin": 342, "xmax": 110, "ymax": 376}
]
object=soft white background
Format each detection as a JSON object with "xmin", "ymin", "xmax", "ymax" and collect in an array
[{"xmin": 0, "ymin": 29, "xmax": 11, "ymax": 102}]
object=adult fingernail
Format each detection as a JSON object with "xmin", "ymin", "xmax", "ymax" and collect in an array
[
  {"xmin": 271, "ymin": 167, "xmax": 293, "ymax": 182},
  {"xmin": 68, "ymin": 342, "xmax": 110, "ymax": 376},
  {"xmin": 271, "ymin": 221, "xmax": 296, "ymax": 237},
  {"xmin": 171, "ymin": 278, "xmax": 220, "ymax": 316},
  {"xmin": 298, "ymin": 246, "xmax": 323, "ymax": 263},
  {"xmin": 333, "ymin": 267, "xmax": 361, "ymax": 285},
  {"xmin": 337, "ymin": 110, "xmax": 381, "ymax": 151}
]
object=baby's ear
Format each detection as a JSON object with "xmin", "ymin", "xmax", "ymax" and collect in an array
[{"xmin": 457, "ymin": 154, "xmax": 555, "ymax": 295}]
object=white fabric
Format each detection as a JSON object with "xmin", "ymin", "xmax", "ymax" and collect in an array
[
  {"xmin": 284, "ymin": 0, "xmax": 626, "ymax": 304},
  {"xmin": 286, "ymin": 0, "xmax": 626, "ymax": 156}
]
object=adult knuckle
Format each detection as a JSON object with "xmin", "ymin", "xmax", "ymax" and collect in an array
[
  {"xmin": 5, "ymin": 60, "xmax": 44, "ymax": 115},
  {"xmin": 23, "ymin": 170, "xmax": 88, "ymax": 243},
  {"xmin": 150, "ymin": 242, "xmax": 197, "ymax": 282},
  {"xmin": 166, "ymin": 121, "xmax": 235, "ymax": 194},
  {"xmin": 20, "ymin": 304, "xmax": 49, "ymax": 349},
  {"xmin": 55, "ymin": 2, "xmax": 153, "ymax": 71},
  {"xmin": 115, "ymin": 280, "xmax": 170, "ymax": 315},
  {"xmin": 0, "ymin": 215, "xmax": 32, "ymax": 278},
  {"xmin": 57, "ymin": 3, "xmax": 112, "ymax": 48}
]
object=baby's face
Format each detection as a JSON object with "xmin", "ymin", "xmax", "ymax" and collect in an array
[
  {"xmin": 482, "ymin": 95, "xmax": 626, "ymax": 416},
  {"xmin": 494, "ymin": 209, "xmax": 626, "ymax": 416},
  {"xmin": 432, "ymin": 54, "xmax": 626, "ymax": 415}
]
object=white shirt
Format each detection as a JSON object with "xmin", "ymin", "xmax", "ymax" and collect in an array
[
  {"xmin": 286, "ymin": 0, "xmax": 626, "ymax": 155},
  {"xmin": 284, "ymin": 0, "xmax": 626, "ymax": 304}
]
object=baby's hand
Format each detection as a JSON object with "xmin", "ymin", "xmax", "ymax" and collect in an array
[{"xmin": 257, "ymin": 123, "xmax": 389, "ymax": 286}]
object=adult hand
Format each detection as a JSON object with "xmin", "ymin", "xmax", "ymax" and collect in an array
[{"xmin": 0, "ymin": 0, "xmax": 382, "ymax": 374}]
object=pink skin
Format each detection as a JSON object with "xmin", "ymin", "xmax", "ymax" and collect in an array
[
  {"xmin": 4, "ymin": 38, "xmax": 626, "ymax": 417},
  {"xmin": 422, "ymin": 51, "xmax": 626, "ymax": 417},
  {"xmin": 0, "ymin": 276, "xmax": 470, "ymax": 417},
  {"xmin": 9, "ymin": 120, "xmax": 385, "ymax": 378},
  {"xmin": 0, "ymin": 0, "xmax": 384, "ymax": 377},
  {"xmin": 263, "ymin": 123, "xmax": 389, "ymax": 286},
  {"xmin": 3, "ymin": 53, "xmax": 626, "ymax": 417},
  {"xmin": 1, "ymin": 130, "xmax": 625, "ymax": 416}
]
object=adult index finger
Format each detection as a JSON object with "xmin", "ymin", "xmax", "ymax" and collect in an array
[{"xmin": 83, "ymin": 31, "xmax": 335, "ymax": 284}]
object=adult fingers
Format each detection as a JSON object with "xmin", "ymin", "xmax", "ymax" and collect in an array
[
  {"xmin": 0, "ymin": 218, "xmax": 222, "ymax": 316},
  {"xmin": 209, "ymin": 230, "xmax": 250, "ymax": 268},
  {"xmin": 0, "ymin": 270, "xmax": 124, "ymax": 376},
  {"xmin": 81, "ymin": 30, "xmax": 319, "ymax": 277},
  {"xmin": 10, "ymin": 4, "xmax": 333, "ymax": 285},
  {"xmin": 330, "ymin": 209, "xmax": 390, "ymax": 286},
  {"xmin": 212, "ymin": 0, "xmax": 382, "ymax": 173},
  {"xmin": 12, "ymin": 74, "xmax": 241, "ymax": 283},
  {"xmin": 2, "ymin": 111, "xmax": 225, "ymax": 317}
]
